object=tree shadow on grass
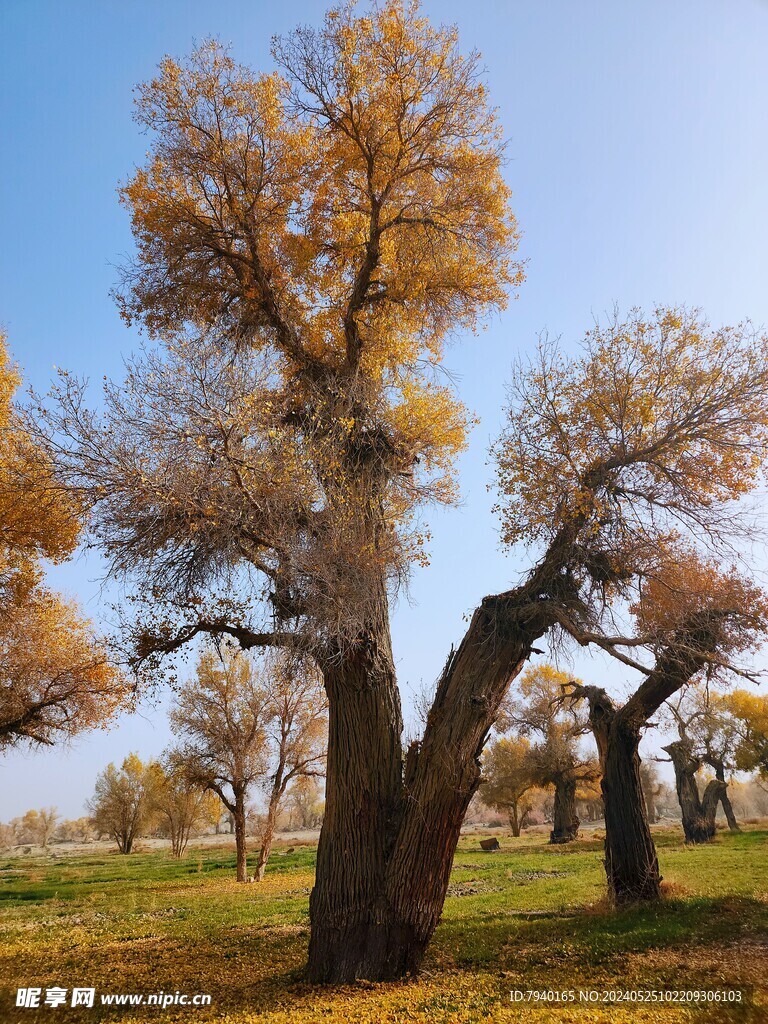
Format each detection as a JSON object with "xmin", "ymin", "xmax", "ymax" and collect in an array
[{"xmin": 431, "ymin": 894, "xmax": 768, "ymax": 969}]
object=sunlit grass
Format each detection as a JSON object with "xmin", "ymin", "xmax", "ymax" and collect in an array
[{"xmin": 0, "ymin": 829, "xmax": 766, "ymax": 1022}]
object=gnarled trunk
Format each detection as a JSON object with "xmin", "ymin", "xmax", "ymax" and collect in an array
[
  {"xmin": 602, "ymin": 723, "xmax": 660, "ymax": 902},
  {"xmin": 576, "ymin": 686, "xmax": 661, "ymax": 903},
  {"xmin": 665, "ymin": 740, "xmax": 726, "ymax": 844},
  {"xmin": 307, "ymin": 591, "xmax": 404, "ymax": 983},
  {"xmin": 550, "ymin": 776, "xmax": 579, "ymax": 843},
  {"xmin": 307, "ymin": 589, "xmax": 548, "ymax": 983}
]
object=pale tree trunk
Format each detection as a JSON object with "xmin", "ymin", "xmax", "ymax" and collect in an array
[
  {"xmin": 711, "ymin": 761, "xmax": 740, "ymax": 831},
  {"xmin": 508, "ymin": 803, "xmax": 521, "ymax": 837},
  {"xmin": 255, "ymin": 787, "xmax": 283, "ymax": 881},
  {"xmin": 665, "ymin": 741, "xmax": 726, "ymax": 844},
  {"xmin": 550, "ymin": 776, "xmax": 579, "ymax": 844},
  {"xmin": 233, "ymin": 791, "xmax": 248, "ymax": 882}
]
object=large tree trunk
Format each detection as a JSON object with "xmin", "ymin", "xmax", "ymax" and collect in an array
[
  {"xmin": 665, "ymin": 741, "xmax": 726, "ymax": 844},
  {"xmin": 380, "ymin": 595, "xmax": 547, "ymax": 979},
  {"xmin": 307, "ymin": 588, "xmax": 548, "ymax": 983},
  {"xmin": 550, "ymin": 776, "xmax": 579, "ymax": 843},
  {"xmin": 233, "ymin": 792, "xmax": 248, "ymax": 882},
  {"xmin": 601, "ymin": 724, "xmax": 660, "ymax": 901},
  {"xmin": 307, "ymin": 590, "xmax": 405, "ymax": 983},
  {"xmin": 575, "ymin": 686, "xmax": 661, "ymax": 903}
]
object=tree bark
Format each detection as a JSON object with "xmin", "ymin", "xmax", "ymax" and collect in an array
[
  {"xmin": 665, "ymin": 740, "xmax": 726, "ymax": 844},
  {"xmin": 508, "ymin": 803, "xmax": 521, "ymax": 837},
  {"xmin": 307, "ymin": 587, "xmax": 549, "ymax": 983},
  {"xmin": 233, "ymin": 791, "xmax": 248, "ymax": 882},
  {"xmin": 575, "ymin": 686, "xmax": 661, "ymax": 903},
  {"xmin": 307, "ymin": 589, "xmax": 405, "ymax": 983},
  {"xmin": 550, "ymin": 776, "xmax": 579, "ymax": 844},
  {"xmin": 712, "ymin": 761, "xmax": 740, "ymax": 831},
  {"xmin": 255, "ymin": 789, "xmax": 282, "ymax": 881}
]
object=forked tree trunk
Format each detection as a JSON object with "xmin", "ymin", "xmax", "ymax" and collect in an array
[
  {"xmin": 665, "ymin": 741, "xmax": 726, "ymax": 844},
  {"xmin": 550, "ymin": 776, "xmax": 579, "ymax": 843},
  {"xmin": 307, "ymin": 588, "xmax": 550, "ymax": 983},
  {"xmin": 575, "ymin": 686, "xmax": 661, "ymax": 903}
]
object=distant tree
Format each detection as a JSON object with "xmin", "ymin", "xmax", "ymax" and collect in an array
[
  {"xmin": 55, "ymin": 817, "xmax": 95, "ymax": 844},
  {"xmin": 286, "ymin": 776, "xmax": 324, "ymax": 830},
  {"xmin": 254, "ymin": 653, "xmax": 327, "ymax": 880},
  {"xmin": 661, "ymin": 738, "xmax": 724, "ymax": 844},
  {"xmin": 88, "ymin": 754, "xmax": 160, "ymax": 854},
  {"xmin": 575, "ymin": 777, "xmax": 603, "ymax": 823},
  {"xmin": 0, "ymin": 332, "xmax": 126, "ymax": 752},
  {"xmin": 664, "ymin": 686, "xmax": 742, "ymax": 833},
  {"xmin": 500, "ymin": 666, "xmax": 599, "ymax": 844},
  {"xmin": 726, "ymin": 690, "xmax": 768, "ymax": 778},
  {"xmin": 481, "ymin": 737, "xmax": 537, "ymax": 837},
  {"xmin": 12, "ymin": 807, "xmax": 59, "ymax": 849},
  {"xmin": 169, "ymin": 648, "xmax": 269, "ymax": 881},
  {"xmin": 639, "ymin": 763, "xmax": 664, "ymax": 824},
  {"xmin": 152, "ymin": 759, "xmax": 210, "ymax": 858}
]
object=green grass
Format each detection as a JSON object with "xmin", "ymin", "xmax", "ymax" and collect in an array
[{"xmin": 0, "ymin": 828, "xmax": 766, "ymax": 1023}]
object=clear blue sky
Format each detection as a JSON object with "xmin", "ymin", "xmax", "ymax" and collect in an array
[{"xmin": 2, "ymin": 0, "xmax": 768, "ymax": 818}]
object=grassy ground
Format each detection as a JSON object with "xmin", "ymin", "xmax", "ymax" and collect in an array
[{"xmin": 1, "ymin": 827, "xmax": 766, "ymax": 1023}]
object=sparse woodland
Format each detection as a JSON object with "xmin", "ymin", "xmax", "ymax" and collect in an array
[{"xmin": 3, "ymin": 0, "xmax": 768, "ymax": 1007}]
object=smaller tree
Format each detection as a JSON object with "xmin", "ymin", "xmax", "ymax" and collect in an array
[
  {"xmin": 661, "ymin": 739, "xmax": 725, "ymax": 844},
  {"xmin": 254, "ymin": 653, "xmax": 327, "ymax": 880},
  {"xmin": 12, "ymin": 807, "xmax": 59, "ymax": 849},
  {"xmin": 481, "ymin": 737, "xmax": 537, "ymax": 836},
  {"xmin": 169, "ymin": 647, "xmax": 269, "ymax": 881},
  {"xmin": 88, "ymin": 754, "xmax": 159, "ymax": 854},
  {"xmin": 663, "ymin": 686, "xmax": 742, "ymax": 834},
  {"xmin": 639, "ymin": 763, "xmax": 664, "ymax": 824},
  {"xmin": 286, "ymin": 776, "xmax": 325, "ymax": 830},
  {"xmin": 499, "ymin": 665, "xmax": 599, "ymax": 843},
  {"xmin": 726, "ymin": 690, "xmax": 768, "ymax": 777},
  {"xmin": 152, "ymin": 759, "xmax": 210, "ymax": 858}
]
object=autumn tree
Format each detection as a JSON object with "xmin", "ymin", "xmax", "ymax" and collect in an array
[
  {"xmin": 0, "ymin": 333, "xmax": 126, "ymax": 751},
  {"xmin": 152, "ymin": 758, "xmax": 210, "ymax": 857},
  {"xmin": 286, "ymin": 775, "xmax": 324, "ymax": 830},
  {"xmin": 34, "ymin": 0, "xmax": 768, "ymax": 979},
  {"xmin": 499, "ymin": 665, "xmax": 599, "ymax": 843},
  {"xmin": 254, "ymin": 653, "xmax": 326, "ymax": 880},
  {"xmin": 726, "ymin": 690, "xmax": 768, "ymax": 777},
  {"xmin": 13, "ymin": 807, "xmax": 59, "ymax": 849},
  {"xmin": 481, "ymin": 736, "xmax": 537, "ymax": 836},
  {"xmin": 88, "ymin": 754, "xmax": 160, "ymax": 854},
  {"xmin": 639, "ymin": 762, "xmax": 664, "ymax": 824},
  {"xmin": 168, "ymin": 647, "xmax": 269, "ymax": 881},
  {"xmin": 663, "ymin": 685, "xmax": 742, "ymax": 833},
  {"xmin": 569, "ymin": 549, "xmax": 767, "ymax": 899}
]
